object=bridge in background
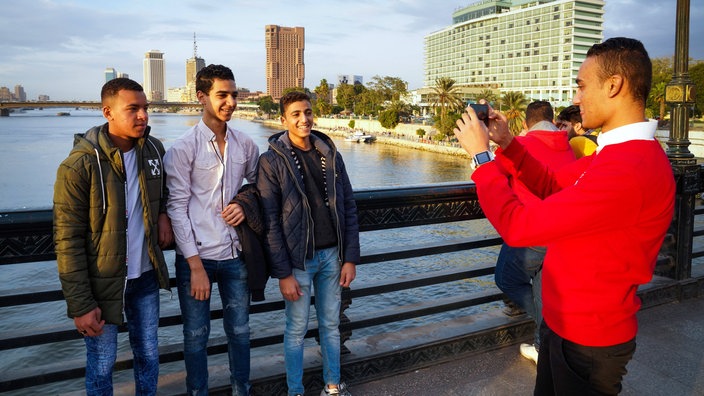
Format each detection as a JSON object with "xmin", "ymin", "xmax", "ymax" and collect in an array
[{"xmin": 0, "ymin": 101, "xmax": 259, "ymax": 116}]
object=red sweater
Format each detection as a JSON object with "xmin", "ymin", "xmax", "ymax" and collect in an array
[{"xmin": 473, "ymin": 137, "xmax": 674, "ymax": 346}]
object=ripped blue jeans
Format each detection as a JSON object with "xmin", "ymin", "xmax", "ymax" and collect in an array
[{"xmin": 176, "ymin": 255, "xmax": 250, "ymax": 396}]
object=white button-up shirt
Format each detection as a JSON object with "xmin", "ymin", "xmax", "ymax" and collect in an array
[{"xmin": 164, "ymin": 120, "xmax": 259, "ymax": 261}]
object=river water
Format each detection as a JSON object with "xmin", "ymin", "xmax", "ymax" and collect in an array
[{"xmin": 0, "ymin": 108, "xmax": 500, "ymax": 394}]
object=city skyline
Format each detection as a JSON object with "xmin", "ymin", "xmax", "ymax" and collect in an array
[{"xmin": 1, "ymin": 0, "xmax": 702, "ymax": 101}]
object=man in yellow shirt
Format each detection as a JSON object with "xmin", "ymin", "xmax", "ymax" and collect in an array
[{"xmin": 557, "ymin": 105, "xmax": 599, "ymax": 158}]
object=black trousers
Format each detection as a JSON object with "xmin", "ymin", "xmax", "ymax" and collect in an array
[{"xmin": 534, "ymin": 321, "xmax": 636, "ymax": 396}]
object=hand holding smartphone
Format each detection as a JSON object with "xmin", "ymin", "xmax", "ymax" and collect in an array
[{"xmin": 468, "ymin": 103, "xmax": 489, "ymax": 126}]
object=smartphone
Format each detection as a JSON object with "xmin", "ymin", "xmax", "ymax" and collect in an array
[{"xmin": 469, "ymin": 103, "xmax": 489, "ymax": 126}]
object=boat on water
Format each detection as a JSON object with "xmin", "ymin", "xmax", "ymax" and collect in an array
[
  {"xmin": 56, "ymin": 112, "xmax": 70, "ymax": 116},
  {"xmin": 344, "ymin": 130, "xmax": 376, "ymax": 143}
]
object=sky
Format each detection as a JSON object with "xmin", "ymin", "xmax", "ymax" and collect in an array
[{"xmin": 1, "ymin": 0, "xmax": 702, "ymax": 101}]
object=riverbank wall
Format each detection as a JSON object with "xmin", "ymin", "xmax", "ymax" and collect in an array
[{"xmin": 252, "ymin": 116, "xmax": 470, "ymax": 158}]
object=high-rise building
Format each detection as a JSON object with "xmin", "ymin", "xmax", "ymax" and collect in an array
[
  {"xmin": 143, "ymin": 50, "xmax": 166, "ymax": 102},
  {"xmin": 117, "ymin": 72, "xmax": 129, "ymax": 79},
  {"xmin": 104, "ymin": 67, "xmax": 117, "ymax": 82},
  {"xmin": 186, "ymin": 33, "xmax": 206, "ymax": 103},
  {"xmin": 424, "ymin": 0, "xmax": 605, "ymax": 107},
  {"xmin": 0, "ymin": 86, "xmax": 12, "ymax": 101},
  {"xmin": 337, "ymin": 75, "xmax": 363, "ymax": 86},
  {"xmin": 14, "ymin": 85, "xmax": 26, "ymax": 102},
  {"xmin": 265, "ymin": 25, "xmax": 305, "ymax": 100}
]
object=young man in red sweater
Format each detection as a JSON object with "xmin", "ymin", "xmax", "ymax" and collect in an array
[{"xmin": 454, "ymin": 37, "xmax": 675, "ymax": 395}]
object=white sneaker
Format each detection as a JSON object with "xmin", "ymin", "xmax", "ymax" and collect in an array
[{"xmin": 520, "ymin": 343, "xmax": 538, "ymax": 364}]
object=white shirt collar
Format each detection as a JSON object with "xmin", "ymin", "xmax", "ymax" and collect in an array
[{"xmin": 595, "ymin": 120, "xmax": 657, "ymax": 154}]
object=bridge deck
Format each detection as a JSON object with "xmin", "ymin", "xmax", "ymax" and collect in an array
[
  {"xmin": 54, "ymin": 277, "xmax": 703, "ymax": 396},
  {"xmin": 353, "ymin": 295, "xmax": 704, "ymax": 396}
]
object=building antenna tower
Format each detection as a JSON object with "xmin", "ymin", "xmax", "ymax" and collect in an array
[{"xmin": 193, "ymin": 32, "xmax": 198, "ymax": 58}]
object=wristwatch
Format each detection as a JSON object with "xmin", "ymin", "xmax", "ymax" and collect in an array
[{"xmin": 471, "ymin": 150, "xmax": 495, "ymax": 170}]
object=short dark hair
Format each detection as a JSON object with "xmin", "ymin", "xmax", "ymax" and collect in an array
[
  {"xmin": 586, "ymin": 37, "xmax": 652, "ymax": 105},
  {"xmin": 101, "ymin": 78, "xmax": 143, "ymax": 105},
  {"xmin": 279, "ymin": 91, "xmax": 311, "ymax": 115},
  {"xmin": 525, "ymin": 100, "xmax": 554, "ymax": 128},
  {"xmin": 196, "ymin": 64, "xmax": 235, "ymax": 95},
  {"xmin": 557, "ymin": 105, "xmax": 582, "ymax": 124}
]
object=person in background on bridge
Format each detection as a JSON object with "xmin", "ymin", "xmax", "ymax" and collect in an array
[
  {"xmin": 257, "ymin": 91, "xmax": 360, "ymax": 396},
  {"xmin": 454, "ymin": 37, "xmax": 675, "ymax": 395},
  {"xmin": 53, "ymin": 77, "xmax": 173, "ymax": 395},
  {"xmin": 163, "ymin": 64, "xmax": 259, "ymax": 396},
  {"xmin": 556, "ymin": 104, "xmax": 599, "ymax": 159},
  {"xmin": 494, "ymin": 100, "xmax": 575, "ymax": 365}
]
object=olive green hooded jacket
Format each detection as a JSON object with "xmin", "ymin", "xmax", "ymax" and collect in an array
[{"xmin": 53, "ymin": 123, "xmax": 170, "ymax": 325}]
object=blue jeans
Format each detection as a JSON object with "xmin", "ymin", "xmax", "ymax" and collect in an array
[
  {"xmin": 284, "ymin": 247, "xmax": 342, "ymax": 396},
  {"xmin": 175, "ymin": 255, "xmax": 250, "ymax": 396},
  {"xmin": 84, "ymin": 270, "xmax": 160, "ymax": 396},
  {"xmin": 494, "ymin": 244, "xmax": 545, "ymax": 347}
]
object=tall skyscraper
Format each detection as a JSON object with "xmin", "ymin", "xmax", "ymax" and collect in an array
[
  {"xmin": 186, "ymin": 33, "xmax": 206, "ymax": 103},
  {"xmin": 105, "ymin": 67, "xmax": 117, "ymax": 83},
  {"xmin": 424, "ymin": 0, "xmax": 604, "ymax": 107},
  {"xmin": 14, "ymin": 85, "xmax": 26, "ymax": 102},
  {"xmin": 265, "ymin": 25, "xmax": 305, "ymax": 100},
  {"xmin": 143, "ymin": 50, "xmax": 166, "ymax": 102}
]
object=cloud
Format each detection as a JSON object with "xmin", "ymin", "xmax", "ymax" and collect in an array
[{"xmin": 1, "ymin": 0, "xmax": 701, "ymax": 101}]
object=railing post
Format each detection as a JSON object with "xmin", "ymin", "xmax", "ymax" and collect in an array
[{"xmin": 665, "ymin": 0, "xmax": 698, "ymax": 280}]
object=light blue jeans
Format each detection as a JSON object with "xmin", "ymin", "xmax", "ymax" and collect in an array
[
  {"xmin": 84, "ymin": 270, "xmax": 160, "ymax": 396},
  {"xmin": 175, "ymin": 255, "xmax": 250, "ymax": 396},
  {"xmin": 284, "ymin": 247, "xmax": 342, "ymax": 396}
]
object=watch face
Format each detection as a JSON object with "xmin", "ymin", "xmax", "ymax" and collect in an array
[{"xmin": 475, "ymin": 151, "xmax": 492, "ymax": 164}]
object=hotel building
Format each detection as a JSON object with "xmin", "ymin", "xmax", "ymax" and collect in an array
[
  {"xmin": 423, "ymin": 0, "xmax": 605, "ymax": 107},
  {"xmin": 143, "ymin": 50, "xmax": 166, "ymax": 102},
  {"xmin": 265, "ymin": 25, "xmax": 305, "ymax": 100}
]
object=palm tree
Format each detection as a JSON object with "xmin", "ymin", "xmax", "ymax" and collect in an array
[
  {"xmin": 431, "ymin": 77, "xmax": 464, "ymax": 128},
  {"xmin": 476, "ymin": 89, "xmax": 498, "ymax": 107},
  {"xmin": 501, "ymin": 91, "xmax": 528, "ymax": 135},
  {"xmin": 650, "ymin": 81, "xmax": 667, "ymax": 121}
]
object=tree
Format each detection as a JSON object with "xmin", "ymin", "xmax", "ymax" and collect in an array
[
  {"xmin": 416, "ymin": 128, "xmax": 426, "ymax": 138},
  {"xmin": 690, "ymin": 62, "xmax": 704, "ymax": 118},
  {"xmin": 430, "ymin": 77, "xmax": 464, "ymax": 131},
  {"xmin": 434, "ymin": 112, "xmax": 462, "ymax": 138},
  {"xmin": 379, "ymin": 108, "xmax": 399, "ymax": 129},
  {"xmin": 336, "ymin": 83, "xmax": 356, "ymax": 112},
  {"xmin": 348, "ymin": 120, "xmax": 355, "ymax": 129},
  {"xmin": 501, "ymin": 91, "xmax": 528, "ymax": 135},
  {"xmin": 646, "ymin": 57, "xmax": 672, "ymax": 117},
  {"xmin": 314, "ymin": 79, "xmax": 332, "ymax": 116},
  {"xmin": 355, "ymin": 89, "xmax": 382, "ymax": 116},
  {"xmin": 649, "ymin": 81, "xmax": 667, "ymax": 120},
  {"xmin": 282, "ymin": 86, "xmax": 305, "ymax": 97},
  {"xmin": 368, "ymin": 75, "xmax": 408, "ymax": 102},
  {"xmin": 257, "ymin": 95, "xmax": 277, "ymax": 117},
  {"xmin": 476, "ymin": 89, "xmax": 498, "ymax": 106}
]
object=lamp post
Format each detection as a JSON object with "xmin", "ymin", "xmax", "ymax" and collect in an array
[{"xmin": 665, "ymin": 0, "xmax": 698, "ymax": 280}]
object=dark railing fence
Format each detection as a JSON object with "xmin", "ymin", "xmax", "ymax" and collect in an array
[
  {"xmin": 1, "ymin": 176, "xmax": 703, "ymax": 394},
  {"xmin": 0, "ymin": 182, "xmax": 502, "ymax": 394}
]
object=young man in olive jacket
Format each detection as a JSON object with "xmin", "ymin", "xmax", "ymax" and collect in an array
[
  {"xmin": 53, "ymin": 78, "xmax": 173, "ymax": 395},
  {"xmin": 257, "ymin": 91, "xmax": 360, "ymax": 396}
]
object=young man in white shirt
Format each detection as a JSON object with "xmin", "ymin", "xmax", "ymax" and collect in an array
[{"xmin": 164, "ymin": 64, "xmax": 259, "ymax": 396}]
